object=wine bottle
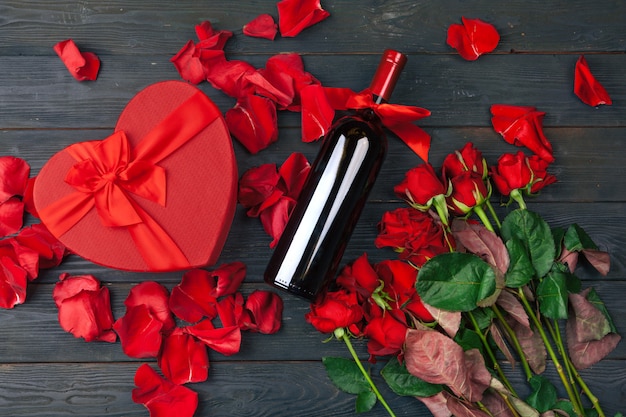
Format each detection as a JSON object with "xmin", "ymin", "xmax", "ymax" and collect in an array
[{"xmin": 264, "ymin": 50, "xmax": 408, "ymax": 300}]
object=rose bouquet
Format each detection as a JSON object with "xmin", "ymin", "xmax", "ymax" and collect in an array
[{"xmin": 304, "ymin": 108, "xmax": 621, "ymax": 417}]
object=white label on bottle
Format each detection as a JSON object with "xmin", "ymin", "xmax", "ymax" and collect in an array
[{"xmin": 273, "ymin": 136, "xmax": 345, "ymax": 288}]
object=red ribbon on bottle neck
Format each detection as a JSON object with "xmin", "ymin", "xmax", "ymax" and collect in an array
[
  {"xmin": 39, "ymin": 90, "xmax": 220, "ymax": 271},
  {"xmin": 324, "ymin": 87, "xmax": 432, "ymax": 162}
]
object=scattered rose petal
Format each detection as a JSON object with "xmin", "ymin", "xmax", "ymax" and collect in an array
[
  {"xmin": 15, "ymin": 224, "xmax": 66, "ymax": 270},
  {"xmin": 446, "ymin": 17, "xmax": 499, "ymax": 61},
  {"xmin": 0, "ymin": 197, "xmax": 25, "ymax": 237},
  {"xmin": 169, "ymin": 269, "xmax": 218, "ymax": 323},
  {"xmin": 238, "ymin": 163, "xmax": 282, "ymax": 214},
  {"xmin": 0, "ymin": 256, "xmax": 28, "ymax": 309},
  {"xmin": 226, "ymin": 95, "xmax": 278, "ymax": 154},
  {"xmin": 244, "ymin": 14, "xmax": 278, "ymax": 40},
  {"xmin": 277, "ymin": 0, "xmax": 330, "ymax": 37},
  {"xmin": 240, "ymin": 290, "xmax": 283, "ymax": 334},
  {"xmin": 184, "ymin": 320, "xmax": 242, "ymax": 356},
  {"xmin": 114, "ymin": 282, "xmax": 175, "ymax": 358},
  {"xmin": 132, "ymin": 364, "xmax": 198, "ymax": 417},
  {"xmin": 53, "ymin": 39, "xmax": 100, "ymax": 81},
  {"xmin": 195, "ymin": 20, "xmax": 233, "ymax": 49},
  {"xmin": 300, "ymin": 84, "xmax": 335, "ymax": 142},
  {"xmin": 170, "ymin": 40, "xmax": 207, "ymax": 85},
  {"xmin": 259, "ymin": 197, "xmax": 296, "ymax": 247},
  {"xmin": 217, "ymin": 292, "xmax": 246, "ymax": 328},
  {"xmin": 158, "ymin": 328, "xmax": 209, "ymax": 385},
  {"xmin": 0, "ymin": 156, "xmax": 30, "ymax": 202},
  {"xmin": 53, "ymin": 273, "xmax": 116, "ymax": 343},
  {"xmin": 574, "ymin": 55, "xmax": 612, "ymax": 107},
  {"xmin": 212, "ymin": 261, "xmax": 247, "ymax": 298},
  {"xmin": 260, "ymin": 53, "xmax": 320, "ymax": 111},
  {"xmin": 114, "ymin": 303, "xmax": 165, "ymax": 358},
  {"xmin": 490, "ymin": 104, "xmax": 554, "ymax": 163},
  {"xmin": 124, "ymin": 281, "xmax": 175, "ymax": 333}
]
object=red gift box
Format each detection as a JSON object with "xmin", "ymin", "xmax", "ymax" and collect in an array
[{"xmin": 33, "ymin": 81, "xmax": 238, "ymax": 272}]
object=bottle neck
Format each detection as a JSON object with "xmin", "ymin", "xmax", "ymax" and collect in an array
[{"xmin": 369, "ymin": 50, "xmax": 407, "ymax": 103}]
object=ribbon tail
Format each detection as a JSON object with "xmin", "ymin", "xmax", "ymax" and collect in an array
[
  {"xmin": 387, "ymin": 123, "xmax": 431, "ymax": 163},
  {"xmin": 128, "ymin": 200, "xmax": 191, "ymax": 271},
  {"xmin": 37, "ymin": 192, "xmax": 95, "ymax": 238}
]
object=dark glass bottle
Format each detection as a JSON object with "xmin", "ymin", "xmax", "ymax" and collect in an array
[{"xmin": 264, "ymin": 50, "xmax": 408, "ymax": 300}]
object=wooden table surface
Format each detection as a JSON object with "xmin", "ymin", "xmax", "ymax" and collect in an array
[{"xmin": 0, "ymin": 1, "xmax": 624, "ymax": 416}]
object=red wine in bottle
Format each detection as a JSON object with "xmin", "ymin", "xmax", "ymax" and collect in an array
[{"xmin": 264, "ymin": 50, "xmax": 408, "ymax": 300}]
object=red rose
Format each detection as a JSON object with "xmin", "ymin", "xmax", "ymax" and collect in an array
[
  {"xmin": 447, "ymin": 171, "xmax": 490, "ymax": 215},
  {"xmin": 490, "ymin": 152, "xmax": 556, "ymax": 197},
  {"xmin": 335, "ymin": 253, "xmax": 380, "ymax": 302},
  {"xmin": 375, "ymin": 260, "xmax": 434, "ymax": 322},
  {"xmin": 442, "ymin": 142, "xmax": 488, "ymax": 181},
  {"xmin": 394, "ymin": 163, "xmax": 447, "ymax": 208},
  {"xmin": 364, "ymin": 310, "xmax": 408, "ymax": 357},
  {"xmin": 375, "ymin": 207, "xmax": 450, "ymax": 267},
  {"xmin": 490, "ymin": 152, "xmax": 532, "ymax": 196},
  {"xmin": 305, "ymin": 289, "xmax": 363, "ymax": 334},
  {"xmin": 527, "ymin": 155, "xmax": 557, "ymax": 193}
]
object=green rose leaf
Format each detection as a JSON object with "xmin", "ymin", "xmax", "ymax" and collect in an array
[
  {"xmin": 501, "ymin": 209, "xmax": 555, "ymax": 278},
  {"xmin": 526, "ymin": 375, "xmax": 558, "ymax": 413},
  {"xmin": 537, "ymin": 266, "xmax": 569, "ymax": 320},
  {"xmin": 505, "ymin": 236, "xmax": 535, "ymax": 287},
  {"xmin": 322, "ymin": 357, "xmax": 370, "ymax": 395},
  {"xmin": 416, "ymin": 252, "xmax": 496, "ymax": 312},
  {"xmin": 564, "ymin": 223, "xmax": 599, "ymax": 252},
  {"xmin": 381, "ymin": 359, "xmax": 442, "ymax": 397},
  {"xmin": 355, "ymin": 390, "xmax": 377, "ymax": 413}
]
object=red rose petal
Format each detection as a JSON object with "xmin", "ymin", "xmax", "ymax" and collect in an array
[
  {"xmin": 277, "ymin": 0, "xmax": 330, "ymax": 37},
  {"xmin": 447, "ymin": 17, "xmax": 499, "ymax": 61},
  {"xmin": 216, "ymin": 292, "xmax": 246, "ymax": 328},
  {"xmin": 195, "ymin": 21, "xmax": 233, "ymax": 49},
  {"xmin": 22, "ymin": 177, "xmax": 37, "ymax": 217},
  {"xmin": 260, "ymin": 53, "xmax": 320, "ymax": 111},
  {"xmin": 574, "ymin": 55, "xmax": 612, "ymax": 107},
  {"xmin": 244, "ymin": 14, "xmax": 278, "ymax": 40},
  {"xmin": 7, "ymin": 238, "xmax": 39, "ymax": 280},
  {"xmin": 0, "ymin": 256, "xmax": 28, "ymax": 309},
  {"xmin": 125, "ymin": 281, "xmax": 175, "ymax": 332},
  {"xmin": 278, "ymin": 152, "xmax": 311, "ymax": 199},
  {"xmin": 490, "ymin": 104, "xmax": 554, "ymax": 163},
  {"xmin": 54, "ymin": 275, "xmax": 116, "ymax": 343},
  {"xmin": 132, "ymin": 364, "xmax": 198, "ymax": 417},
  {"xmin": 184, "ymin": 320, "xmax": 242, "ymax": 356},
  {"xmin": 114, "ymin": 304, "xmax": 165, "ymax": 358},
  {"xmin": 212, "ymin": 261, "xmax": 247, "ymax": 298},
  {"xmin": 15, "ymin": 224, "xmax": 66, "ymax": 270},
  {"xmin": 0, "ymin": 198, "xmax": 25, "ymax": 237},
  {"xmin": 226, "ymin": 94, "xmax": 278, "ymax": 154},
  {"xmin": 238, "ymin": 163, "xmax": 282, "ymax": 212},
  {"xmin": 169, "ymin": 269, "xmax": 218, "ymax": 323},
  {"xmin": 300, "ymin": 84, "xmax": 335, "ymax": 142},
  {"xmin": 241, "ymin": 290, "xmax": 283, "ymax": 334},
  {"xmin": 259, "ymin": 196, "xmax": 296, "ymax": 247},
  {"xmin": 158, "ymin": 328, "xmax": 209, "ymax": 385},
  {"xmin": 53, "ymin": 272, "xmax": 101, "ymax": 307},
  {"xmin": 53, "ymin": 39, "xmax": 100, "ymax": 81},
  {"xmin": 0, "ymin": 156, "xmax": 30, "ymax": 202},
  {"xmin": 170, "ymin": 40, "xmax": 207, "ymax": 85}
]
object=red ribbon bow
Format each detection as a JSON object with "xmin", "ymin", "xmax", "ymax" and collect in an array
[
  {"xmin": 39, "ymin": 90, "xmax": 220, "ymax": 271},
  {"xmin": 325, "ymin": 87, "xmax": 432, "ymax": 162}
]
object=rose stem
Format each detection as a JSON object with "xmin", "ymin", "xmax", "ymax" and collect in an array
[{"xmin": 490, "ymin": 304, "xmax": 533, "ymax": 381}]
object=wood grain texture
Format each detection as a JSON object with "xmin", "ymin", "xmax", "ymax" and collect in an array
[{"xmin": 0, "ymin": 0, "xmax": 625, "ymax": 416}]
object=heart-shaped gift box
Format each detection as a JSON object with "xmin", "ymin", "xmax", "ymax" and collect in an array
[{"xmin": 33, "ymin": 81, "xmax": 237, "ymax": 272}]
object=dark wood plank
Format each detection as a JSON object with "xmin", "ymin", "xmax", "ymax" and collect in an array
[
  {"xmin": 1, "ymin": 280, "xmax": 624, "ymax": 364},
  {"xmin": 0, "ymin": 359, "xmax": 623, "ymax": 417},
  {"xmin": 0, "ymin": 54, "xmax": 625, "ymax": 129},
  {"xmin": 1, "ymin": 0, "xmax": 625, "ymax": 56}
]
